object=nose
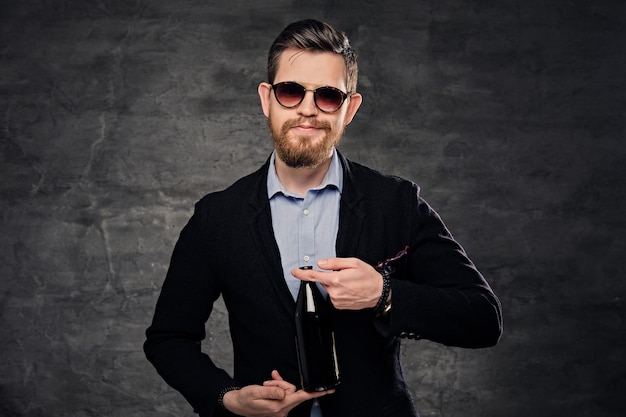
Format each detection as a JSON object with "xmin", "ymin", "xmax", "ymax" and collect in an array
[{"xmin": 297, "ymin": 90, "xmax": 318, "ymax": 116}]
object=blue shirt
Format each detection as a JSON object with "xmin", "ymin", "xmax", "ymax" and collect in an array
[
  {"xmin": 267, "ymin": 149, "xmax": 342, "ymax": 417},
  {"xmin": 267, "ymin": 148, "xmax": 343, "ymax": 301}
]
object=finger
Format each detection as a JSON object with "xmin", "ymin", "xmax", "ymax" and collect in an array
[
  {"xmin": 263, "ymin": 380, "xmax": 292, "ymax": 388},
  {"xmin": 271, "ymin": 369, "xmax": 284, "ymax": 381},
  {"xmin": 264, "ymin": 370, "xmax": 297, "ymax": 393},
  {"xmin": 317, "ymin": 257, "xmax": 359, "ymax": 271},
  {"xmin": 293, "ymin": 388, "xmax": 336, "ymax": 403},
  {"xmin": 290, "ymin": 267, "xmax": 324, "ymax": 283},
  {"xmin": 255, "ymin": 385, "xmax": 287, "ymax": 400},
  {"xmin": 263, "ymin": 379, "xmax": 297, "ymax": 394}
]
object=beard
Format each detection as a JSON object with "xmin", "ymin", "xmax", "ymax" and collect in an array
[{"xmin": 268, "ymin": 117, "xmax": 344, "ymax": 169}]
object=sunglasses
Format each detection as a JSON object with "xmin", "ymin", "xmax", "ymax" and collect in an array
[
  {"xmin": 271, "ymin": 81, "xmax": 349, "ymax": 113},
  {"xmin": 375, "ymin": 245, "xmax": 410, "ymax": 275}
]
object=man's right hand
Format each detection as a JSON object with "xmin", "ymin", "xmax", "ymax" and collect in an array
[{"xmin": 222, "ymin": 370, "xmax": 334, "ymax": 417}]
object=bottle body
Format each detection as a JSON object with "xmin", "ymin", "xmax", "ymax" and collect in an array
[{"xmin": 294, "ymin": 280, "xmax": 340, "ymax": 392}]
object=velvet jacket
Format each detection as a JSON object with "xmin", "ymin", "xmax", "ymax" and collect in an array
[{"xmin": 144, "ymin": 152, "xmax": 503, "ymax": 417}]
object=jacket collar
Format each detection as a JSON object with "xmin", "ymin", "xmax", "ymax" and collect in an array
[{"xmin": 247, "ymin": 149, "xmax": 363, "ymax": 213}]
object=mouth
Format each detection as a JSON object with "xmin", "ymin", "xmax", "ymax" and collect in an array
[
  {"xmin": 292, "ymin": 124, "xmax": 320, "ymax": 132},
  {"xmin": 289, "ymin": 119, "xmax": 330, "ymax": 132}
]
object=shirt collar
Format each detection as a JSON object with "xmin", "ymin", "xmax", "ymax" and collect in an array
[{"xmin": 267, "ymin": 148, "xmax": 343, "ymax": 199}]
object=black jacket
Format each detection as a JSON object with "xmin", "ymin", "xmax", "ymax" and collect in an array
[{"xmin": 144, "ymin": 152, "xmax": 502, "ymax": 417}]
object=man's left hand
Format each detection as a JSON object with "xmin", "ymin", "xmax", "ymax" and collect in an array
[{"xmin": 291, "ymin": 258, "xmax": 383, "ymax": 310}]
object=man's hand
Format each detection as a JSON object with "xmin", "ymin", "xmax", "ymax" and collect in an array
[
  {"xmin": 291, "ymin": 258, "xmax": 383, "ymax": 310},
  {"xmin": 222, "ymin": 370, "xmax": 333, "ymax": 417}
]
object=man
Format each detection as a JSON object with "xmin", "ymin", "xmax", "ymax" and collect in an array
[{"xmin": 144, "ymin": 19, "xmax": 502, "ymax": 417}]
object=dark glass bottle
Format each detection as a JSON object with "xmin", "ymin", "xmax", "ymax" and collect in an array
[{"xmin": 294, "ymin": 272, "xmax": 340, "ymax": 392}]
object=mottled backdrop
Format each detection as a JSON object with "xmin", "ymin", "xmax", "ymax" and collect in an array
[{"xmin": 1, "ymin": 0, "xmax": 624, "ymax": 416}]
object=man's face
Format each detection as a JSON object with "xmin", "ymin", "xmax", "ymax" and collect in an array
[{"xmin": 258, "ymin": 48, "xmax": 362, "ymax": 169}]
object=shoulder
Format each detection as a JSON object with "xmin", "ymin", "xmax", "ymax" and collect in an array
[
  {"xmin": 205, "ymin": 168, "xmax": 264, "ymax": 199},
  {"xmin": 194, "ymin": 161, "xmax": 269, "ymax": 219},
  {"xmin": 339, "ymin": 155, "xmax": 441, "ymax": 224},
  {"xmin": 342, "ymin": 156, "xmax": 421, "ymax": 197}
]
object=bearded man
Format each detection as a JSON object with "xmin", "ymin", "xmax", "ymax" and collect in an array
[{"xmin": 144, "ymin": 19, "xmax": 502, "ymax": 417}]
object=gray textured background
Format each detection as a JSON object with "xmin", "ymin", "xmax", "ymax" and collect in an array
[{"xmin": 1, "ymin": 0, "xmax": 624, "ymax": 416}]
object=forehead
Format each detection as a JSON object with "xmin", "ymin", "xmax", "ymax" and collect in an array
[{"xmin": 274, "ymin": 48, "xmax": 347, "ymax": 90}]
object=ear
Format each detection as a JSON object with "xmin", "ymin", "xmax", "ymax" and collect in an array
[
  {"xmin": 258, "ymin": 82, "xmax": 272, "ymax": 118},
  {"xmin": 343, "ymin": 93, "xmax": 363, "ymax": 126}
]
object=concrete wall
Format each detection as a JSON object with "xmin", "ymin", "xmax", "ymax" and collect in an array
[{"xmin": 1, "ymin": 0, "xmax": 624, "ymax": 416}]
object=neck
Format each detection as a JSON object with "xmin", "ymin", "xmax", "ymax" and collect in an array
[{"xmin": 274, "ymin": 155, "xmax": 332, "ymax": 196}]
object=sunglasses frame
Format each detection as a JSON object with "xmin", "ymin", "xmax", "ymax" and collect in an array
[
  {"xmin": 375, "ymin": 245, "xmax": 410, "ymax": 275},
  {"xmin": 271, "ymin": 81, "xmax": 349, "ymax": 113}
]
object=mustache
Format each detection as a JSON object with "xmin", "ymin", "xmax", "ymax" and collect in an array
[{"xmin": 282, "ymin": 118, "xmax": 332, "ymax": 131}]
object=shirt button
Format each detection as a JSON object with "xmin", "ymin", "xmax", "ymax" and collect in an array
[
  {"xmin": 303, "ymin": 209, "xmax": 310, "ymax": 216},
  {"xmin": 303, "ymin": 255, "xmax": 310, "ymax": 262}
]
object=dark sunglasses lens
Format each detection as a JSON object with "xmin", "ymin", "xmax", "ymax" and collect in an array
[
  {"xmin": 275, "ymin": 83, "xmax": 305, "ymax": 107},
  {"xmin": 315, "ymin": 87, "xmax": 344, "ymax": 112}
]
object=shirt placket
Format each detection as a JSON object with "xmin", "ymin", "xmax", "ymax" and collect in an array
[{"xmin": 298, "ymin": 193, "xmax": 316, "ymax": 269}]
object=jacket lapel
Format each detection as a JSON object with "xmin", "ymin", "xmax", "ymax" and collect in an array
[
  {"xmin": 246, "ymin": 160, "xmax": 297, "ymax": 316},
  {"xmin": 335, "ymin": 152, "xmax": 365, "ymax": 258}
]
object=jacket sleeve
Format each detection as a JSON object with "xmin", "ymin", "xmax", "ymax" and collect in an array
[
  {"xmin": 387, "ymin": 182, "xmax": 503, "ymax": 348},
  {"xmin": 143, "ymin": 202, "xmax": 237, "ymax": 417}
]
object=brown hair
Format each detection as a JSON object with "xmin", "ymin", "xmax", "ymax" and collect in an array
[{"xmin": 267, "ymin": 19, "xmax": 358, "ymax": 93}]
